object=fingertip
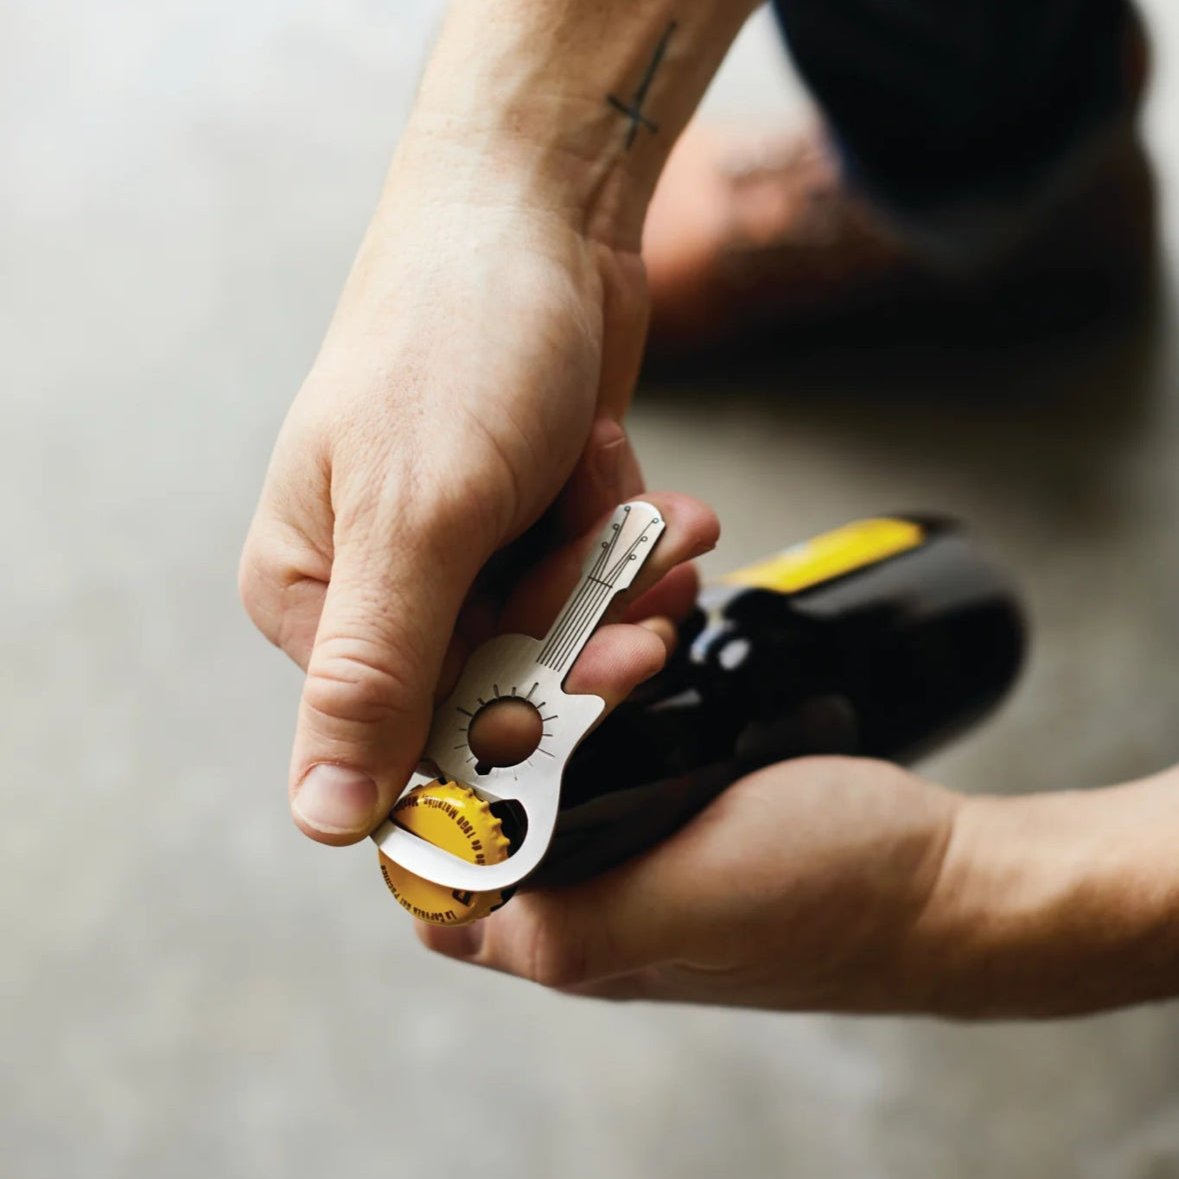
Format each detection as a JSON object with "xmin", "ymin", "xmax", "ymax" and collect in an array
[
  {"xmin": 632, "ymin": 491, "xmax": 720, "ymax": 561},
  {"xmin": 291, "ymin": 763, "xmax": 383, "ymax": 845},
  {"xmin": 638, "ymin": 615, "xmax": 678, "ymax": 656},
  {"xmin": 417, "ymin": 919, "xmax": 485, "ymax": 961},
  {"xmin": 587, "ymin": 416, "xmax": 627, "ymax": 456}
]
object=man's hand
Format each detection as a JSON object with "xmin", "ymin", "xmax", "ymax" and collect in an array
[
  {"xmin": 240, "ymin": 0, "xmax": 761, "ymax": 843},
  {"xmin": 240, "ymin": 178, "xmax": 654, "ymax": 842},
  {"xmin": 419, "ymin": 757, "xmax": 959, "ymax": 1011},
  {"xmin": 421, "ymin": 758, "xmax": 1179, "ymax": 1019}
]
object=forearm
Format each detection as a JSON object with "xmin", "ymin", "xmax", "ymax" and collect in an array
[
  {"xmin": 393, "ymin": 0, "xmax": 761, "ymax": 246},
  {"xmin": 913, "ymin": 767, "xmax": 1179, "ymax": 1019}
]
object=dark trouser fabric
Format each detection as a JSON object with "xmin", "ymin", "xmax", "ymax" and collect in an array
[{"xmin": 770, "ymin": 0, "xmax": 1134, "ymax": 248}]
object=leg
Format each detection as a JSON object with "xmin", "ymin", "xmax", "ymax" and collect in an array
[
  {"xmin": 773, "ymin": 0, "xmax": 1142, "ymax": 252},
  {"xmin": 644, "ymin": 0, "xmax": 1150, "ymax": 352}
]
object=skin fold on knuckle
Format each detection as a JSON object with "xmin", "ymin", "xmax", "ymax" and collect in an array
[
  {"xmin": 563, "ymin": 966, "xmax": 661, "ymax": 1003},
  {"xmin": 240, "ymin": 507, "xmax": 333, "ymax": 628},
  {"xmin": 237, "ymin": 543, "xmax": 280, "ymax": 643},
  {"xmin": 301, "ymin": 631, "xmax": 419, "ymax": 733},
  {"xmin": 512, "ymin": 900, "xmax": 594, "ymax": 992},
  {"xmin": 448, "ymin": 409, "xmax": 533, "ymax": 540},
  {"xmin": 336, "ymin": 455, "xmax": 504, "ymax": 594},
  {"xmin": 239, "ymin": 536, "xmax": 310, "ymax": 650}
]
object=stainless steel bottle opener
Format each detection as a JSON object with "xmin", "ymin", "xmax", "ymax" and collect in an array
[{"xmin": 371, "ymin": 501, "xmax": 665, "ymax": 892}]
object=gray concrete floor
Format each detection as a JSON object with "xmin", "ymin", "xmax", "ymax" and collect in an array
[{"xmin": 4, "ymin": 3, "xmax": 1179, "ymax": 1177}]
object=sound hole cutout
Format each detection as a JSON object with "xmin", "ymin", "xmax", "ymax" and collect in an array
[{"xmin": 468, "ymin": 698, "xmax": 544, "ymax": 773}]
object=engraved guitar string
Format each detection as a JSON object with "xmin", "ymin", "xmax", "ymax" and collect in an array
[
  {"xmin": 544, "ymin": 523, "xmax": 657, "ymax": 670},
  {"xmin": 537, "ymin": 517, "xmax": 627, "ymax": 669},
  {"xmin": 539, "ymin": 516, "xmax": 659, "ymax": 671}
]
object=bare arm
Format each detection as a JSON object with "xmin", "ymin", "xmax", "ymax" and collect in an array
[
  {"xmin": 403, "ymin": 0, "xmax": 761, "ymax": 248},
  {"xmin": 915, "ymin": 765, "xmax": 1179, "ymax": 1018}
]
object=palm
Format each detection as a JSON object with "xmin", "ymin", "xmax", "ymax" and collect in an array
[
  {"xmin": 443, "ymin": 756, "xmax": 957, "ymax": 1011},
  {"xmin": 626, "ymin": 758, "xmax": 955, "ymax": 1007}
]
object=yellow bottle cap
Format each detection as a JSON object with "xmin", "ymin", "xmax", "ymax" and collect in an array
[{"xmin": 377, "ymin": 780, "xmax": 512, "ymax": 926}]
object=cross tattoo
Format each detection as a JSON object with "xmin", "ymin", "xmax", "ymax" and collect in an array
[{"xmin": 607, "ymin": 20, "xmax": 678, "ymax": 149}]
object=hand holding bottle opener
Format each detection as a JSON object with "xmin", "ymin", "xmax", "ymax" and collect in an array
[{"xmin": 371, "ymin": 501, "xmax": 665, "ymax": 893}]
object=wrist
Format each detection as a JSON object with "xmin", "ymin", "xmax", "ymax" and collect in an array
[
  {"xmin": 907, "ymin": 777, "xmax": 1179, "ymax": 1018},
  {"xmin": 397, "ymin": 0, "xmax": 760, "ymax": 248}
]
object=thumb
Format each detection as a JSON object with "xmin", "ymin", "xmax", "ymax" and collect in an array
[{"xmin": 288, "ymin": 535, "xmax": 471, "ymax": 845}]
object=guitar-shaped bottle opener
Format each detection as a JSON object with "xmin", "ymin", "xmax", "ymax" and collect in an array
[{"xmin": 371, "ymin": 501, "xmax": 665, "ymax": 894}]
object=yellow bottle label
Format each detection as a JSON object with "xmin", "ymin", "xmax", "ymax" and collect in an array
[{"xmin": 722, "ymin": 518, "xmax": 925, "ymax": 595}]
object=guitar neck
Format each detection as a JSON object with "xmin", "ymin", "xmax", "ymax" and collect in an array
[{"xmin": 537, "ymin": 502, "xmax": 665, "ymax": 675}]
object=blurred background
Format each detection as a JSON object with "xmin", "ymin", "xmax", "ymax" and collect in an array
[{"xmin": 4, "ymin": 2, "xmax": 1179, "ymax": 1176}]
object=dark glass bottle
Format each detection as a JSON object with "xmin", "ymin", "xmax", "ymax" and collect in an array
[{"xmin": 525, "ymin": 515, "xmax": 1025, "ymax": 888}]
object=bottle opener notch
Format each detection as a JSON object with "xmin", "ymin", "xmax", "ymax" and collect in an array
[{"xmin": 372, "ymin": 501, "xmax": 665, "ymax": 892}]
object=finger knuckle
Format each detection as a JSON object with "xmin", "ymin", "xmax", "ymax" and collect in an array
[
  {"xmin": 519, "ymin": 911, "xmax": 591, "ymax": 992},
  {"xmin": 238, "ymin": 541, "xmax": 282, "ymax": 643},
  {"xmin": 303, "ymin": 633, "xmax": 415, "ymax": 729}
]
